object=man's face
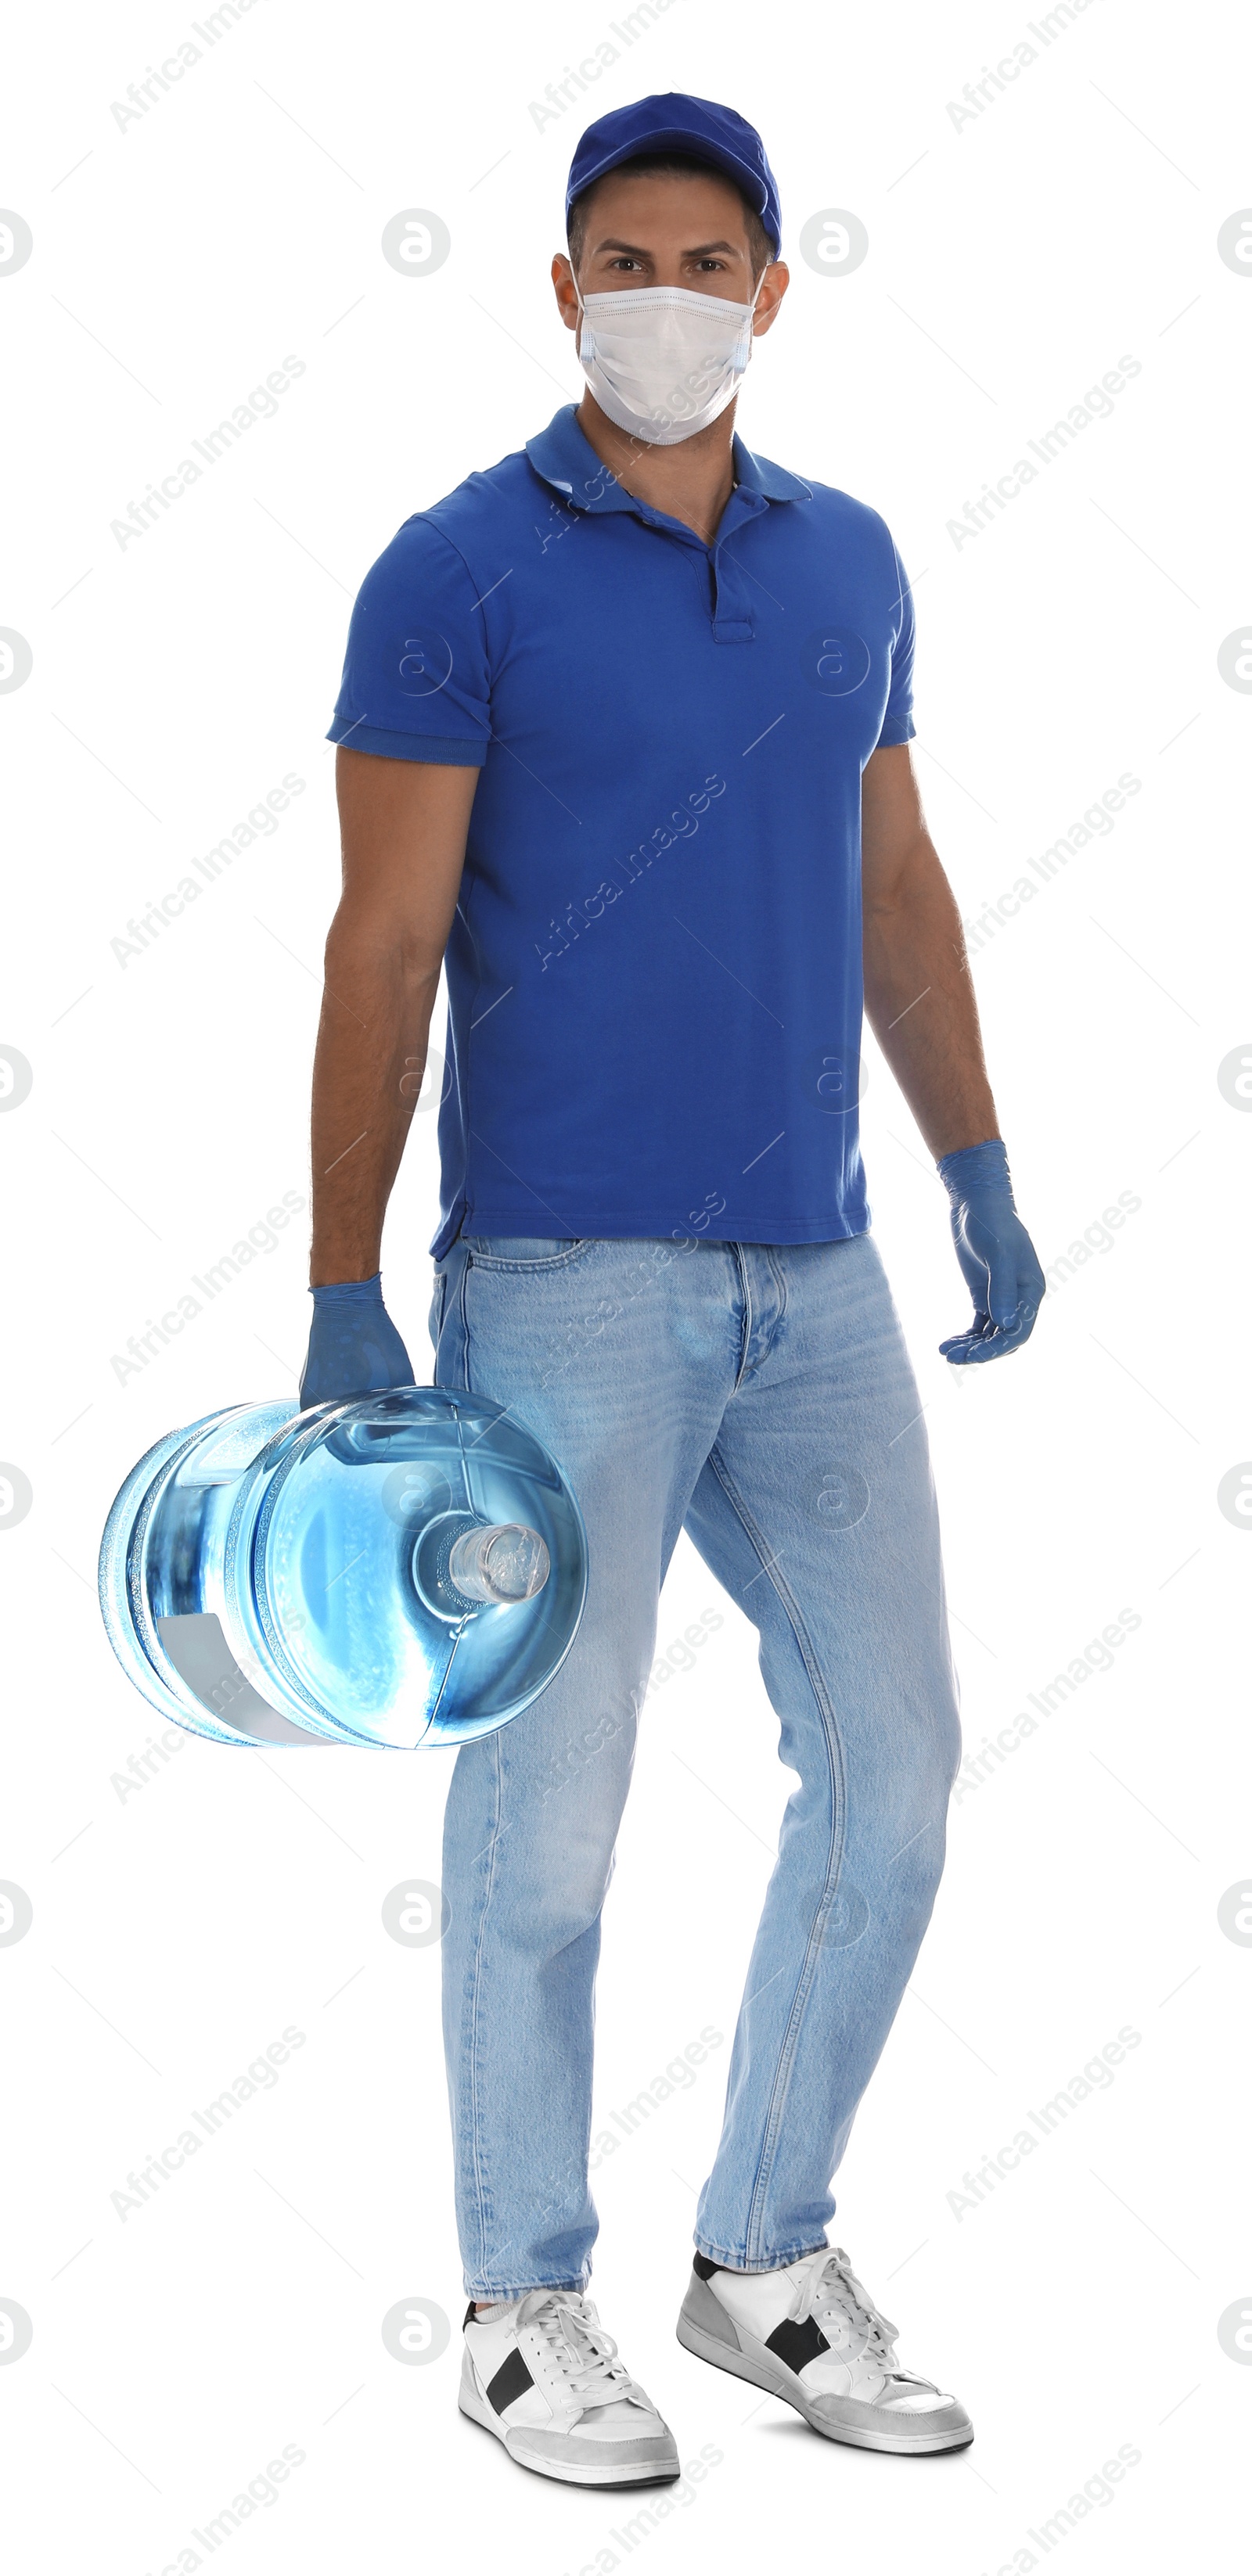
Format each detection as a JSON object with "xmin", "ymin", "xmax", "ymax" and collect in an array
[{"xmin": 553, "ymin": 169, "xmax": 789, "ymax": 336}]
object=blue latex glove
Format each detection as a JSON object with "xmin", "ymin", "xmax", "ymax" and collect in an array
[
  {"xmin": 299, "ymin": 1274, "xmax": 416, "ymax": 1407},
  {"xmin": 937, "ymin": 1139, "xmax": 1045, "ymax": 1366}
]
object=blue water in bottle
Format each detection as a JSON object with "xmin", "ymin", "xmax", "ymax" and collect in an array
[{"xmin": 99, "ymin": 1389, "xmax": 588, "ymax": 1749}]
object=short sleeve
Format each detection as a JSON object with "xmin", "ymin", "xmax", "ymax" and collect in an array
[
  {"xmin": 874, "ymin": 537, "xmax": 916, "ymax": 749},
  {"xmin": 326, "ymin": 517, "xmax": 491, "ymax": 766}
]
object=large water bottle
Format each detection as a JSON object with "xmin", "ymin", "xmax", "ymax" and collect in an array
[{"xmin": 99, "ymin": 1389, "xmax": 588, "ymax": 1750}]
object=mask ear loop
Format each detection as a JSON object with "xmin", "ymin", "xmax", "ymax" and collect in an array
[
  {"xmin": 747, "ymin": 262, "xmax": 772, "ymax": 334},
  {"xmin": 729, "ymin": 267, "xmax": 772, "ymax": 485},
  {"xmin": 732, "ymin": 264, "xmax": 771, "ymax": 386},
  {"xmin": 567, "ymin": 254, "xmax": 585, "ymax": 354}
]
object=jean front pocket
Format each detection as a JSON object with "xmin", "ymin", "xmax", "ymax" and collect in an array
[{"xmin": 462, "ymin": 1237, "xmax": 591, "ymax": 1274}]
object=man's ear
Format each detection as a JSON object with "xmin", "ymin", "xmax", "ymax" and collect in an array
[
  {"xmin": 752, "ymin": 262, "xmax": 790, "ymax": 336},
  {"xmin": 552, "ymin": 253, "xmax": 580, "ymax": 331}
]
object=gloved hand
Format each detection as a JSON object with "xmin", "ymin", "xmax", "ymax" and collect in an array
[
  {"xmin": 937, "ymin": 1138, "xmax": 1045, "ymax": 1366},
  {"xmin": 299, "ymin": 1274, "xmax": 416, "ymax": 1407}
]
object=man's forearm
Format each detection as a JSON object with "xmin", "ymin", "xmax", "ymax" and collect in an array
[
  {"xmin": 862, "ymin": 834, "xmax": 998, "ymax": 1162},
  {"xmin": 308, "ymin": 919, "xmax": 441, "ymax": 1284}
]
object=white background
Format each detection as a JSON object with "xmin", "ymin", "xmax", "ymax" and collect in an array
[{"xmin": 2, "ymin": 1, "xmax": 1249, "ymax": 2568}]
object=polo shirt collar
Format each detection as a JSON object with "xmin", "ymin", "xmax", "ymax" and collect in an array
[
  {"xmin": 525, "ymin": 404, "xmax": 810, "ymax": 515},
  {"xmin": 732, "ymin": 438, "xmax": 812, "ymax": 504}
]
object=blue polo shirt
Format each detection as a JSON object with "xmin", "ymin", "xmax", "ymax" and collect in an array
[{"xmin": 327, "ymin": 404, "xmax": 916, "ymax": 1259}]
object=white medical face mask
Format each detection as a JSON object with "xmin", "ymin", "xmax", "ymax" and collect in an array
[{"xmin": 572, "ymin": 271, "xmax": 767, "ymax": 446}]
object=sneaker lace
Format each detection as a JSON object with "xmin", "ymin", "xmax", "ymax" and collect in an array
[
  {"xmin": 514, "ymin": 2290, "xmax": 637, "ymax": 2408},
  {"xmin": 791, "ymin": 2247, "xmax": 912, "ymax": 2375}
]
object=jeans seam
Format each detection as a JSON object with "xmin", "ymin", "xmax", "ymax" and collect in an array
[
  {"xmin": 450, "ymin": 1251, "xmax": 499, "ymax": 2285},
  {"xmin": 430, "ymin": 1266, "xmax": 448, "ymax": 1358},
  {"xmin": 461, "ymin": 1734, "xmax": 502, "ymax": 2288},
  {"xmin": 456, "ymin": 1241, "xmax": 473, "ymax": 1371},
  {"xmin": 729, "ymin": 1244, "xmax": 754, "ymax": 1395},
  {"xmin": 464, "ymin": 2275, "xmax": 587, "ymax": 2299},
  {"xmin": 693, "ymin": 2236, "xmax": 829, "ymax": 2274},
  {"xmin": 703, "ymin": 1439, "xmax": 849, "ymax": 2267},
  {"xmin": 763, "ymin": 1243, "xmax": 790, "ymax": 1356}
]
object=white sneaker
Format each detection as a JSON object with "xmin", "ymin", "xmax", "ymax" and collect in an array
[
  {"xmin": 677, "ymin": 2247, "xmax": 973, "ymax": 2454},
  {"xmin": 459, "ymin": 2290, "xmax": 681, "ymax": 2486}
]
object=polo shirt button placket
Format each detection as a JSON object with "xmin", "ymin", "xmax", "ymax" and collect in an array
[
  {"xmin": 708, "ymin": 487, "xmax": 765, "ymax": 642},
  {"xmin": 711, "ymin": 548, "xmax": 756, "ymax": 646}
]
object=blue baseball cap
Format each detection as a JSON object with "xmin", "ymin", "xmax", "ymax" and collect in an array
[{"xmin": 565, "ymin": 92, "xmax": 782, "ymax": 257}]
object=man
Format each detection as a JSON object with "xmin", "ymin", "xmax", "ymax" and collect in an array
[{"xmin": 303, "ymin": 93, "xmax": 1044, "ymax": 2484}]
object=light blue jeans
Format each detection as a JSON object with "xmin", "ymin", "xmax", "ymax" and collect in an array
[{"xmin": 429, "ymin": 1231, "xmax": 961, "ymax": 2296}]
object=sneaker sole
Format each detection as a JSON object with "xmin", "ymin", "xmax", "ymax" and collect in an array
[
  {"xmin": 459, "ymin": 2374, "xmax": 682, "ymax": 2487},
  {"xmin": 675, "ymin": 2309, "xmax": 973, "ymax": 2456}
]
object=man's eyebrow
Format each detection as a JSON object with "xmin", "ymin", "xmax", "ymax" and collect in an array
[{"xmin": 591, "ymin": 236, "xmax": 743, "ymax": 258}]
